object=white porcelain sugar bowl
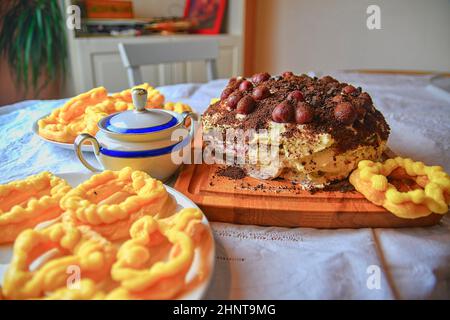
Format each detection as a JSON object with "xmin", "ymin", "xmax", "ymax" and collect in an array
[{"xmin": 74, "ymin": 88, "xmax": 196, "ymax": 180}]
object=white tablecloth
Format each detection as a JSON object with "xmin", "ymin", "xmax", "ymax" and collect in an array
[{"xmin": 0, "ymin": 72, "xmax": 449, "ymax": 299}]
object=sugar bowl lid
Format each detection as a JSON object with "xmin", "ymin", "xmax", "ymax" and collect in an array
[{"xmin": 99, "ymin": 88, "xmax": 178, "ymax": 135}]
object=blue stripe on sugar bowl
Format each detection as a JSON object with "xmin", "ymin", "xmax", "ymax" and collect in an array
[
  {"xmin": 104, "ymin": 116, "xmax": 178, "ymax": 134},
  {"xmin": 99, "ymin": 136, "xmax": 191, "ymax": 158}
]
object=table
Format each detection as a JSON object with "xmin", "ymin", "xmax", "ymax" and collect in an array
[{"xmin": 1, "ymin": 72, "xmax": 449, "ymax": 299}]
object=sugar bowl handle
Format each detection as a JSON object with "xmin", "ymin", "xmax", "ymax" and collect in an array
[
  {"xmin": 181, "ymin": 111, "xmax": 198, "ymax": 140},
  {"xmin": 74, "ymin": 133, "xmax": 102, "ymax": 172}
]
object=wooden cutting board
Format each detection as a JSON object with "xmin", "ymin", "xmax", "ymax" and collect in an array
[
  {"xmin": 173, "ymin": 128, "xmax": 443, "ymax": 228},
  {"xmin": 174, "ymin": 161, "xmax": 443, "ymax": 228}
]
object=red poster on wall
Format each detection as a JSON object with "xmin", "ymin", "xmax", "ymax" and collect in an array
[{"xmin": 184, "ymin": 0, "xmax": 226, "ymax": 34}]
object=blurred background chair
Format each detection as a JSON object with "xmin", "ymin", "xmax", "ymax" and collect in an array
[{"xmin": 119, "ymin": 39, "xmax": 219, "ymax": 87}]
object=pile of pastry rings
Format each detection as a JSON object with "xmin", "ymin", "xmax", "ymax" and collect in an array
[
  {"xmin": 0, "ymin": 167, "xmax": 212, "ymax": 300},
  {"xmin": 38, "ymin": 83, "xmax": 192, "ymax": 144}
]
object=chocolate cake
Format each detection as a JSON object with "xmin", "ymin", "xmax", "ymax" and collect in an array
[{"xmin": 202, "ymin": 72, "xmax": 390, "ymax": 190}]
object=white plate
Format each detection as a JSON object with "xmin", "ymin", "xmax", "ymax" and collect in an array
[
  {"xmin": 0, "ymin": 172, "xmax": 215, "ymax": 300},
  {"xmin": 33, "ymin": 115, "xmax": 94, "ymax": 152}
]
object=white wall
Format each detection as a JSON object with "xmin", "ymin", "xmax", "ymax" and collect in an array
[{"xmin": 253, "ymin": 0, "xmax": 450, "ymax": 74}]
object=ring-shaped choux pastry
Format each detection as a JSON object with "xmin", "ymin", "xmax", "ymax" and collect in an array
[
  {"xmin": 60, "ymin": 167, "xmax": 174, "ymax": 240},
  {"xmin": 2, "ymin": 222, "xmax": 116, "ymax": 299},
  {"xmin": 0, "ymin": 172, "xmax": 71, "ymax": 244},
  {"xmin": 107, "ymin": 208, "xmax": 205, "ymax": 300},
  {"xmin": 349, "ymin": 157, "xmax": 450, "ymax": 218}
]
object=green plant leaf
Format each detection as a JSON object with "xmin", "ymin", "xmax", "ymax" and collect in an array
[
  {"xmin": 44, "ymin": 17, "xmax": 55, "ymax": 80},
  {"xmin": 24, "ymin": 17, "xmax": 36, "ymax": 91},
  {"xmin": 0, "ymin": 0, "xmax": 68, "ymax": 94},
  {"xmin": 16, "ymin": 11, "xmax": 29, "ymax": 89}
]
